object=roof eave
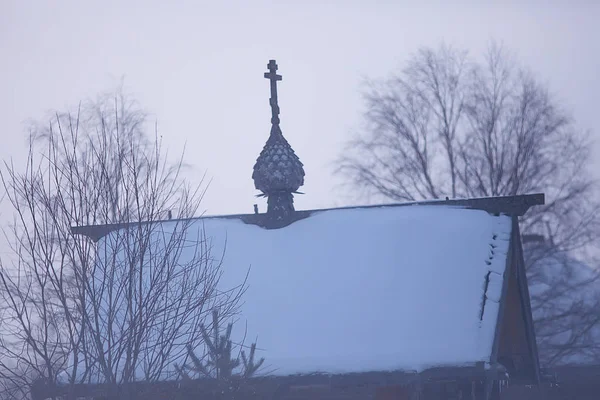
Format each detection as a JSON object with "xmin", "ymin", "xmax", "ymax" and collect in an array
[{"xmin": 513, "ymin": 220, "xmax": 543, "ymax": 383}]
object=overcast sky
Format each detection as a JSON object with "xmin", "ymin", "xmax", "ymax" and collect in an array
[{"xmin": 1, "ymin": 1, "xmax": 598, "ymax": 216}]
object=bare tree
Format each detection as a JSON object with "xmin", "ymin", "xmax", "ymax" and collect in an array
[
  {"xmin": 0, "ymin": 90, "xmax": 244, "ymax": 399},
  {"xmin": 337, "ymin": 43, "xmax": 600, "ymax": 366}
]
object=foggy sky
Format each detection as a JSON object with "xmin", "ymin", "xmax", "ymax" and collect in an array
[{"xmin": 1, "ymin": 0, "xmax": 598, "ymax": 216}]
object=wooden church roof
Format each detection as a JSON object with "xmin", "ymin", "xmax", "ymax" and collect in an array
[{"xmin": 72, "ymin": 196, "xmax": 542, "ymax": 382}]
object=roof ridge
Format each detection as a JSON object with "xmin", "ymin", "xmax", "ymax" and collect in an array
[{"xmin": 71, "ymin": 193, "xmax": 544, "ymax": 242}]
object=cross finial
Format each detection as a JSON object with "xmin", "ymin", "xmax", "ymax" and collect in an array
[{"xmin": 264, "ymin": 59, "xmax": 282, "ymax": 125}]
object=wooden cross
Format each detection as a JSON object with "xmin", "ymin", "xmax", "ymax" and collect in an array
[{"xmin": 264, "ymin": 59, "xmax": 282, "ymax": 124}]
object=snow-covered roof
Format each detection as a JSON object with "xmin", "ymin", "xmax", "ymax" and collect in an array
[{"xmin": 131, "ymin": 204, "xmax": 513, "ymax": 376}]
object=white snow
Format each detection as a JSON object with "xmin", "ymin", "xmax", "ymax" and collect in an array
[{"xmin": 101, "ymin": 204, "xmax": 513, "ymax": 377}]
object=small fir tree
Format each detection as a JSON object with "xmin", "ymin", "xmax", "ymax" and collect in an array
[{"xmin": 175, "ymin": 309, "xmax": 265, "ymax": 399}]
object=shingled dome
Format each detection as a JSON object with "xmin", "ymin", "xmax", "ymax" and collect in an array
[{"xmin": 252, "ymin": 124, "xmax": 304, "ymax": 194}]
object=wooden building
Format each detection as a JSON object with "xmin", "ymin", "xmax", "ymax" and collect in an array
[{"xmin": 33, "ymin": 60, "xmax": 545, "ymax": 400}]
